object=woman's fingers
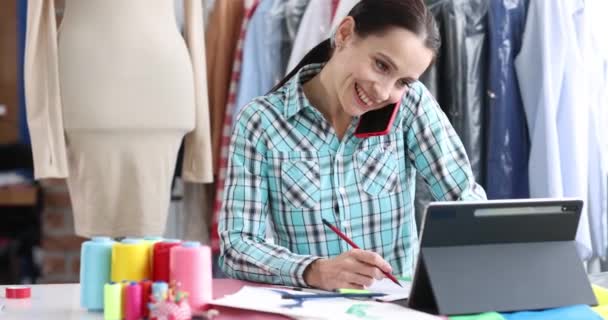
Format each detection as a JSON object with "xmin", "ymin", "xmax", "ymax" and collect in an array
[{"xmin": 349, "ymin": 249, "xmax": 393, "ymax": 274}]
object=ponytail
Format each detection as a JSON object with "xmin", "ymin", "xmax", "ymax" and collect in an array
[{"xmin": 269, "ymin": 39, "xmax": 333, "ymax": 93}]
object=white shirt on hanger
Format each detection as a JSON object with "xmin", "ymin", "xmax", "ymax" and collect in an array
[
  {"xmin": 285, "ymin": 0, "xmax": 332, "ymax": 74},
  {"xmin": 583, "ymin": 0, "xmax": 608, "ymax": 259},
  {"xmin": 515, "ymin": 0, "xmax": 592, "ymax": 259}
]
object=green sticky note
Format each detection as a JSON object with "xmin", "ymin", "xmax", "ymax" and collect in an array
[
  {"xmin": 397, "ymin": 276, "xmax": 412, "ymax": 282},
  {"xmin": 338, "ymin": 288, "xmax": 372, "ymax": 294}
]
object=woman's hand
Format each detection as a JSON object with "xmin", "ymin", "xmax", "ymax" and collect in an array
[{"xmin": 303, "ymin": 249, "xmax": 393, "ymax": 290}]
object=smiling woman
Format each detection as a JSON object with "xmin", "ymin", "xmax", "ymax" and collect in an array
[{"xmin": 219, "ymin": 0, "xmax": 486, "ymax": 292}]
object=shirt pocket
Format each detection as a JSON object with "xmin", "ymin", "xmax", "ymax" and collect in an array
[
  {"xmin": 355, "ymin": 146, "xmax": 400, "ymax": 196},
  {"xmin": 280, "ymin": 154, "xmax": 321, "ymax": 209}
]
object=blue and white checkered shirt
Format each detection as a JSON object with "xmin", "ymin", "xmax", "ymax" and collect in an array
[{"xmin": 219, "ymin": 63, "xmax": 486, "ymax": 287}]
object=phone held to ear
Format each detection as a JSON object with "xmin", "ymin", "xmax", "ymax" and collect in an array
[{"xmin": 354, "ymin": 100, "xmax": 400, "ymax": 139}]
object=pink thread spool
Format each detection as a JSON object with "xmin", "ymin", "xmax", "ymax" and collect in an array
[
  {"xmin": 169, "ymin": 241, "xmax": 212, "ymax": 310},
  {"xmin": 125, "ymin": 282, "xmax": 142, "ymax": 320}
]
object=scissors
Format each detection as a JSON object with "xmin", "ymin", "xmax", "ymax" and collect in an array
[{"xmin": 271, "ymin": 290, "xmax": 386, "ymax": 309}]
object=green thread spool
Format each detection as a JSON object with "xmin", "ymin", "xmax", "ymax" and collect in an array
[{"xmin": 104, "ymin": 282, "xmax": 122, "ymax": 320}]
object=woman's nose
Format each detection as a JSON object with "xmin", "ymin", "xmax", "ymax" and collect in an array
[{"xmin": 371, "ymin": 82, "xmax": 391, "ymax": 102}]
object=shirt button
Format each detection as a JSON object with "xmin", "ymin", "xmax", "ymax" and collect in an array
[{"xmin": 339, "ymin": 187, "xmax": 346, "ymax": 195}]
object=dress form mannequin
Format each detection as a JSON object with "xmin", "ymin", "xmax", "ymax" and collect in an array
[{"xmin": 24, "ymin": 0, "xmax": 213, "ymax": 237}]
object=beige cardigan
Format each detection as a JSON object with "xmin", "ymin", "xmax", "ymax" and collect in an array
[{"xmin": 24, "ymin": 0, "xmax": 213, "ymax": 183}]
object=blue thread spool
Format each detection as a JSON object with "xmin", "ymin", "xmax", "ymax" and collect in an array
[
  {"xmin": 80, "ymin": 236, "xmax": 114, "ymax": 310},
  {"xmin": 151, "ymin": 281, "xmax": 169, "ymax": 301},
  {"xmin": 143, "ymin": 236, "xmax": 164, "ymax": 242}
]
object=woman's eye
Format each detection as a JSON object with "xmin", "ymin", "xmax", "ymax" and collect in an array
[
  {"xmin": 397, "ymin": 79, "xmax": 410, "ymax": 88},
  {"xmin": 375, "ymin": 59, "xmax": 389, "ymax": 72}
]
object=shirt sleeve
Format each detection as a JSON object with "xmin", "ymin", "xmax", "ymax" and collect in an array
[
  {"xmin": 24, "ymin": 0, "xmax": 69, "ymax": 179},
  {"xmin": 181, "ymin": 0, "xmax": 214, "ymax": 183},
  {"xmin": 404, "ymin": 83, "xmax": 487, "ymax": 201},
  {"xmin": 218, "ymin": 104, "xmax": 319, "ymax": 287}
]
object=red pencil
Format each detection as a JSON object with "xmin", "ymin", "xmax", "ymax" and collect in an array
[{"xmin": 321, "ymin": 218, "xmax": 402, "ymax": 287}]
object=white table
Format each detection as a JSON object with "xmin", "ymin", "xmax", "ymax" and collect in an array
[
  {"xmin": 0, "ymin": 284, "xmax": 102, "ymax": 320},
  {"xmin": 3, "ymin": 274, "xmax": 608, "ymax": 320},
  {"xmin": 0, "ymin": 279, "xmax": 289, "ymax": 320}
]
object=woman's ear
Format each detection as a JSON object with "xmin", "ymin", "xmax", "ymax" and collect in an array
[{"xmin": 335, "ymin": 17, "xmax": 356, "ymax": 50}]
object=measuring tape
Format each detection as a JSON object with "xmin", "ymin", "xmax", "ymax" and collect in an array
[{"xmin": 5, "ymin": 286, "xmax": 31, "ymax": 299}]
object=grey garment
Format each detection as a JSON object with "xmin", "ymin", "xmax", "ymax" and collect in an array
[
  {"xmin": 182, "ymin": 182, "xmax": 214, "ymax": 244},
  {"xmin": 425, "ymin": 0, "xmax": 489, "ymax": 183},
  {"xmin": 283, "ymin": 0, "xmax": 311, "ymax": 44},
  {"xmin": 414, "ymin": 0, "xmax": 490, "ymax": 227}
]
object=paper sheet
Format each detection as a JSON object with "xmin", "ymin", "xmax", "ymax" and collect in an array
[
  {"xmin": 210, "ymin": 286, "xmax": 439, "ymax": 320},
  {"xmin": 367, "ymin": 278, "xmax": 412, "ymax": 302}
]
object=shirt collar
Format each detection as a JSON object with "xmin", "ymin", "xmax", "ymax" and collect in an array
[{"xmin": 283, "ymin": 63, "xmax": 325, "ymax": 119}]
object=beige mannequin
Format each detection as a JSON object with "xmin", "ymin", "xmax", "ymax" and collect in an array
[{"xmin": 24, "ymin": 0, "xmax": 213, "ymax": 237}]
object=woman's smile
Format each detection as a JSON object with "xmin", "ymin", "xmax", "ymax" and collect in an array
[{"xmin": 354, "ymin": 82, "xmax": 377, "ymax": 111}]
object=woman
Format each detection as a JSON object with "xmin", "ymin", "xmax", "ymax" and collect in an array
[{"xmin": 219, "ymin": 0, "xmax": 486, "ymax": 291}]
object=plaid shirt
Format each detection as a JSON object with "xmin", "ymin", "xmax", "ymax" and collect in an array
[{"xmin": 219, "ymin": 63, "xmax": 486, "ymax": 287}]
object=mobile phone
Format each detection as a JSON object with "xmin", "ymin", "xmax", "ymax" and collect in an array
[{"xmin": 354, "ymin": 101, "xmax": 400, "ymax": 138}]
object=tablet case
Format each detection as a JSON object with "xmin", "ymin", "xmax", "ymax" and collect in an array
[{"xmin": 407, "ymin": 199, "xmax": 597, "ymax": 315}]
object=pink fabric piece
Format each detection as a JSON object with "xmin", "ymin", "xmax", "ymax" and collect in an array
[
  {"xmin": 331, "ymin": 0, "xmax": 340, "ymax": 20},
  {"xmin": 209, "ymin": 279, "xmax": 290, "ymax": 320}
]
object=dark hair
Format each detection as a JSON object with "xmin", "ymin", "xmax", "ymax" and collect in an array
[{"xmin": 271, "ymin": 0, "xmax": 440, "ymax": 92}]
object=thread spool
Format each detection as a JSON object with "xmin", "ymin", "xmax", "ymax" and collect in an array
[
  {"xmin": 80, "ymin": 236, "xmax": 114, "ymax": 310},
  {"xmin": 142, "ymin": 236, "xmax": 163, "ymax": 275},
  {"xmin": 139, "ymin": 280, "xmax": 153, "ymax": 318},
  {"xmin": 152, "ymin": 281, "xmax": 169, "ymax": 301},
  {"xmin": 103, "ymin": 282, "xmax": 122, "ymax": 320},
  {"xmin": 125, "ymin": 282, "xmax": 142, "ymax": 320},
  {"xmin": 111, "ymin": 238, "xmax": 150, "ymax": 282},
  {"xmin": 143, "ymin": 236, "xmax": 164, "ymax": 242},
  {"xmin": 5, "ymin": 286, "xmax": 31, "ymax": 299},
  {"xmin": 152, "ymin": 239, "xmax": 182, "ymax": 282},
  {"xmin": 170, "ymin": 241, "xmax": 212, "ymax": 310},
  {"xmin": 121, "ymin": 280, "xmax": 130, "ymax": 318}
]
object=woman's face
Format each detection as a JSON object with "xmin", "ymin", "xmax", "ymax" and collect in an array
[{"xmin": 331, "ymin": 18, "xmax": 434, "ymax": 117}]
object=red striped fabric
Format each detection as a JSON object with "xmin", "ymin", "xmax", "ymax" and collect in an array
[{"xmin": 331, "ymin": 0, "xmax": 340, "ymax": 20}]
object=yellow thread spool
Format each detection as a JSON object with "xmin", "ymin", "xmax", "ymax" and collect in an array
[
  {"xmin": 103, "ymin": 282, "xmax": 121, "ymax": 320},
  {"xmin": 111, "ymin": 238, "xmax": 150, "ymax": 282}
]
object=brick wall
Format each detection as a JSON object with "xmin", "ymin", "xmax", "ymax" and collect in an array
[{"xmin": 39, "ymin": 179, "xmax": 84, "ymax": 283}]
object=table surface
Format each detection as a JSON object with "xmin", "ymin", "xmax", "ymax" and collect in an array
[
  {"xmin": 0, "ymin": 279, "xmax": 290, "ymax": 320},
  {"xmin": 2, "ymin": 274, "xmax": 608, "ymax": 320}
]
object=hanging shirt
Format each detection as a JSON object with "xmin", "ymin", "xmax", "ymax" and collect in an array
[
  {"xmin": 514, "ymin": 0, "xmax": 592, "ymax": 259},
  {"xmin": 430, "ymin": 0, "xmax": 489, "ymax": 184},
  {"xmin": 485, "ymin": 0, "xmax": 529, "ymax": 199},
  {"xmin": 232, "ymin": 0, "xmax": 292, "ymax": 123},
  {"xmin": 211, "ymin": 0, "xmax": 261, "ymax": 251},
  {"xmin": 285, "ymin": 0, "xmax": 332, "ymax": 74},
  {"xmin": 284, "ymin": 0, "xmax": 311, "ymax": 45},
  {"xmin": 583, "ymin": 0, "xmax": 608, "ymax": 259},
  {"xmin": 219, "ymin": 63, "xmax": 486, "ymax": 286},
  {"xmin": 414, "ymin": 0, "xmax": 490, "ymax": 228},
  {"xmin": 205, "ymin": 0, "xmax": 245, "ymax": 174}
]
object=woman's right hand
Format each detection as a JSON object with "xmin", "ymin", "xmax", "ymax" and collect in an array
[{"xmin": 303, "ymin": 249, "xmax": 393, "ymax": 290}]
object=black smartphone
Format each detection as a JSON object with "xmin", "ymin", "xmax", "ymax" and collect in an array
[{"xmin": 354, "ymin": 101, "xmax": 400, "ymax": 138}]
